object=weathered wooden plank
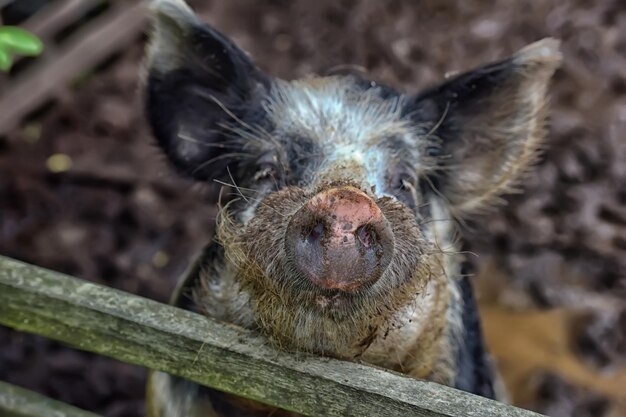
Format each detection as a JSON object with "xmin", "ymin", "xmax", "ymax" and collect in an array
[
  {"xmin": 0, "ymin": 380, "xmax": 101, "ymax": 417},
  {"xmin": 24, "ymin": 0, "xmax": 103, "ymax": 42},
  {"xmin": 0, "ymin": 255, "xmax": 545, "ymax": 417}
]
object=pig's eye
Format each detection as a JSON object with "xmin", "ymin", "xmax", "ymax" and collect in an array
[
  {"xmin": 390, "ymin": 169, "xmax": 420, "ymax": 209},
  {"xmin": 395, "ymin": 175, "xmax": 411, "ymax": 190},
  {"xmin": 391, "ymin": 170, "xmax": 417, "ymax": 193},
  {"xmin": 254, "ymin": 163, "xmax": 280, "ymax": 183},
  {"xmin": 254, "ymin": 152, "xmax": 281, "ymax": 182}
]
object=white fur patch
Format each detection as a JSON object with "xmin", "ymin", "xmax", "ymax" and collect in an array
[
  {"xmin": 265, "ymin": 77, "xmax": 414, "ymax": 196},
  {"xmin": 362, "ymin": 278, "xmax": 441, "ymax": 367}
]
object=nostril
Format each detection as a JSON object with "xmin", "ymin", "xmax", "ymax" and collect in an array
[
  {"xmin": 356, "ymin": 225, "xmax": 376, "ymax": 248},
  {"xmin": 286, "ymin": 186, "xmax": 395, "ymax": 293},
  {"xmin": 306, "ymin": 222, "xmax": 324, "ymax": 244}
]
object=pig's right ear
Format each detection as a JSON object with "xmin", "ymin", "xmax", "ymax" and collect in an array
[
  {"xmin": 407, "ymin": 39, "xmax": 561, "ymax": 216},
  {"xmin": 143, "ymin": 0, "xmax": 270, "ymax": 181}
]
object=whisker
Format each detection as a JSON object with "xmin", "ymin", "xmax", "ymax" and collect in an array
[
  {"xmin": 417, "ymin": 201, "xmax": 432, "ymax": 209},
  {"xmin": 418, "ymin": 218, "xmax": 456, "ymax": 226},
  {"xmin": 423, "ymin": 101, "xmax": 450, "ymax": 140},
  {"xmin": 225, "ymin": 166, "xmax": 252, "ymax": 205},
  {"xmin": 217, "ymin": 173, "xmax": 288, "ymax": 219},
  {"xmin": 213, "ymin": 179, "xmax": 264, "ymax": 194},
  {"xmin": 176, "ymin": 133, "xmax": 244, "ymax": 149},
  {"xmin": 192, "ymin": 87, "xmax": 283, "ymax": 151},
  {"xmin": 426, "ymin": 248, "xmax": 478, "ymax": 258},
  {"xmin": 191, "ymin": 152, "xmax": 252, "ymax": 176}
]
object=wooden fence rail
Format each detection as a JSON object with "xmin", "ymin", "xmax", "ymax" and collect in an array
[
  {"xmin": 0, "ymin": 380, "xmax": 100, "ymax": 417},
  {"xmin": 0, "ymin": 255, "xmax": 544, "ymax": 417}
]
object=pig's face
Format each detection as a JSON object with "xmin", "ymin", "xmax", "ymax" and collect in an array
[
  {"xmin": 213, "ymin": 78, "xmax": 440, "ymax": 355},
  {"xmin": 144, "ymin": 0, "xmax": 561, "ymax": 356}
]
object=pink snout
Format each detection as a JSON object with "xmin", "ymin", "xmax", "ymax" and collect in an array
[{"xmin": 285, "ymin": 186, "xmax": 394, "ymax": 292}]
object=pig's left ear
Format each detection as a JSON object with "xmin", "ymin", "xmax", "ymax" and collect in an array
[
  {"xmin": 409, "ymin": 39, "xmax": 562, "ymax": 215},
  {"xmin": 142, "ymin": 0, "xmax": 270, "ymax": 181}
]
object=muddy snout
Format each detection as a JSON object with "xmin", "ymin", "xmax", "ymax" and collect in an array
[{"xmin": 285, "ymin": 186, "xmax": 394, "ymax": 292}]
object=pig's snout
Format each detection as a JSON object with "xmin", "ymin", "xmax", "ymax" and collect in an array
[{"xmin": 286, "ymin": 186, "xmax": 394, "ymax": 292}]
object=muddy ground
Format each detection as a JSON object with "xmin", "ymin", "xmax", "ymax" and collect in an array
[{"xmin": 1, "ymin": 0, "xmax": 625, "ymax": 416}]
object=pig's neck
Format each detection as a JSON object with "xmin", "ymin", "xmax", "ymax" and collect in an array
[
  {"xmin": 195, "ymin": 198, "xmax": 464, "ymax": 386},
  {"xmin": 195, "ymin": 250, "xmax": 463, "ymax": 388}
]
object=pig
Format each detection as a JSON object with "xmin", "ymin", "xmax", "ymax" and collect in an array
[{"xmin": 142, "ymin": 1, "xmax": 561, "ymax": 416}]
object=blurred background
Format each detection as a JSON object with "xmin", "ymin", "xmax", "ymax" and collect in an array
[{"xmin": 0, "ymin": 0, "xmax": 625, "ymax": 416}]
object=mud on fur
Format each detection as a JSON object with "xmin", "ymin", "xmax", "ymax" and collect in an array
[{"xmin": 142, "ymin": 1, "xmax": 562, "ymax": 415}]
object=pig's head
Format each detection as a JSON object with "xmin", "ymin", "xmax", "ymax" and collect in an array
[{"xmin": 144, "ymin": 0, "xmax": 561, "ymax": 357}]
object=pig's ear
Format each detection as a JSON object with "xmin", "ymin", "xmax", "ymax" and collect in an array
[
  {"xmin": 409, "ymin": 39, "xmax": 561, "ymax": 215},
  {"xmin": 143, "ymin": 0, "xmax": 270, "ymax": 180}
]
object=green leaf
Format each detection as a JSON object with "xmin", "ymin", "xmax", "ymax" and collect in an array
[
  {"xmin": 0, "ymin": 47, "xmax": 12, "ymax": 71},
  {"xmin": 0, "ymin": 26, "xmax": 44, "ymax": 56}
]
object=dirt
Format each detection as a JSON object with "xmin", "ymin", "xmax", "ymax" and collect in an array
[{"xmin": 1, "ymin": 0, "xmax": 625, "ymax": 416}]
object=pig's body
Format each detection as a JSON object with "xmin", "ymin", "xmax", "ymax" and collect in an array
[{"xmin": 143, "ymin": 1, "xmax": 561, "ymax": 416}]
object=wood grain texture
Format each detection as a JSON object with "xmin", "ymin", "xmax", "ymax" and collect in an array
[
  {"xmin": 0, "ymin": 255, "xmax": 544, "ymax": 417},
  {"xmin": 0, "ymin": 380, "xmax": 101, "ymax": 417}
]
